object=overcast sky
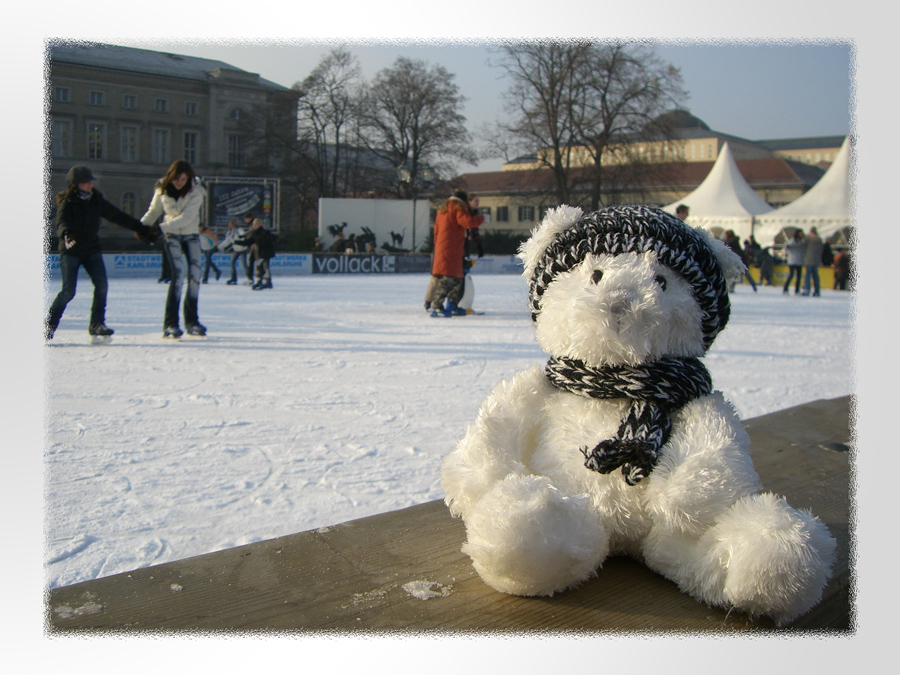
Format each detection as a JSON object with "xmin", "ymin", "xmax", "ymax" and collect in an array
[{"xmin": 115, "ymin": 38, "xmax": 853, "ymax": 173}]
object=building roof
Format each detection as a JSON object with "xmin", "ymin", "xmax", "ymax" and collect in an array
[
  {"xmin": 755, "ymin": 136, "xmax": 847, "ymax": 151},
  {"xmin": 47, "ymin": 40, "xmax": 290, "ymax": 92},
  {"xmin": 655, "ymin": 109, "xmax": 712, "ymax": 131},
  {"xmin": 449, "ymin": 156, "xmax": 824, "ymax": 197}
]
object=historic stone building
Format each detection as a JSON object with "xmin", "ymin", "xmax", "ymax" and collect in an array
[
  {"xmin": 46, "ymin": 41, "xmax": 298, "ymax": 249},
  {"xmin": 442, "ymin": 111, "xmax": 844, "ymax": 238}
]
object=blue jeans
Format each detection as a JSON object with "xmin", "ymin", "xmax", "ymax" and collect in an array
[
  {"xmin": 230, "ymin": 250, "xmax": 250, "ymax": 282},
  {"xmin": 47, "ymin": 251, "xmax": 108, "ymax": 331},
  {"xmin": 163, "ymin": 234, "xmax": 202, "ymax": 329},
  {"xmin": 803, "ymin": 265, "xmax": 821, "ymax": 295}
]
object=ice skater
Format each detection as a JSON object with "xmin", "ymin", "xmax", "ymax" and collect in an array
[
  {"xmin": 46, "ymin": 165, "xmax": 158, "ymax": 341},
  {"xmin": 220, "ymin": 219, "xmax": 251, "ymax": 285},
  {"xmin": 234, "ymin": 213, "xmax": 277, "ymax": 290},
  {"xmin": 428, "ymin": 189, "xmax": 484, "ymax": 317},
  {"xmin": 200, "ymin": 225, "xmax": 221, "ymax": 283},
  {"xmin": 140, "ymin": 160, "xmax": 207, "ymax": 339}
]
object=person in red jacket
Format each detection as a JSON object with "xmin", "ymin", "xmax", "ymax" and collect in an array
[{"xmin": 428, "ymin": 189, "xmax": 484, "ymax": 317}]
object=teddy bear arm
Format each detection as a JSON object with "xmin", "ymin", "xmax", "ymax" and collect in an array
[
  {"xmin": 441, "ymin": 366, "xmax": 549, "ymax": 519},
  {"xmin": 642, "ymin": 393, "xmax": 762, "ymax": 537}
]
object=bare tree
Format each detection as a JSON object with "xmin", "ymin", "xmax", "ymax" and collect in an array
[
  {"xmin": 492, "ymin": 41, "xmax": 593, "ymax": 204},
  {"xmin": 359, "ymin": 57, "xmax": 477, "ymax": 197},
  {"xmin": 574, "ymin": 42, "xmax": 686, "ymax": 210},
  {"xmin": 493, "ymin": 40, "xmax": 686, "ymax": 210},
  {"xmin": 295, "ymin": 47, "xmax": 366, "ymax": 198},
  {"xmin": 235, "ymin": 88, "xmax": 309, "ymax": 229}
]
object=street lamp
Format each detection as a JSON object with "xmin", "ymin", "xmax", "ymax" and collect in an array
[{"xmin": 398, "ymin": 165, "xmax": 436, "ymax": 253}]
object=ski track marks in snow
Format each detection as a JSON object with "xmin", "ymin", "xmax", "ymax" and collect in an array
[{"xmin": 43, "ymin": 275, "xmax": 853, "ymax": 588}]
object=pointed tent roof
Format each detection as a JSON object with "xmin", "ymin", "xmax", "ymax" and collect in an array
[
  {"xmin": 753, "ymin": 136, "xmax": 853, "ymax": 246},
  {"xmin": 663, "ymin": 142, "xmax": 774, "ymax": 240}
]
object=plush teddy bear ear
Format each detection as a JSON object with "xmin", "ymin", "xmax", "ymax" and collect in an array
[
  {"xmin": 518, "ymin": 205, "xmax": 584, "ymax": 279},
  {"xmin": 692, "ymin": 225, "xmax": 746, "ymax": 284}
]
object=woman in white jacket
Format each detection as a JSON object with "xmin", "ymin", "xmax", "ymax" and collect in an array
[{"xmin": 141, "ymin": 160, "xmax": 206, "ymax": 338}]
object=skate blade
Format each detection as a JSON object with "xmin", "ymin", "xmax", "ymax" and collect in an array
[{"xmin": 90, "ymin": 335, "xmax": 113, "ymax": 345}]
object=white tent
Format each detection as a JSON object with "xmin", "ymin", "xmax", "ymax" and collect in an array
[
  {"xmin": 753, "ymin": 136, "xmax": 853, "ymax": 247},
  {"xmin": 663, "ymin": 142, "xmax": 774, "ymax": 241}
]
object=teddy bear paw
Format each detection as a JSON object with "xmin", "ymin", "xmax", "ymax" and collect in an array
[
  {"xmin": 697, "ymin": 493, "xmax": 837, "ymax": 624},
  {"xmin": 460, "ymin": 474, "xmax": 609, "ymax": 596}
]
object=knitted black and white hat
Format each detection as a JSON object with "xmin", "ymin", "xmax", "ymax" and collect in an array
[{"xmin": 519, "ymin": 204, "xmax": 740, "ymax": 352}]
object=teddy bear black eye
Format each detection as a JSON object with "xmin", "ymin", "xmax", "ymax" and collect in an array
[
  {"xmin": 655, "ymin": 275, "xmax": 667, "ymax": 291},
  {"xmin": 591, "ymin": 269, "xmax": 603, "ymax": 284}
]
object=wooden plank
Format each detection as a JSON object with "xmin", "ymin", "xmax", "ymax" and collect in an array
[{"xmin": 47, "ymin": 396, "xmax": 852, "ymax": 633}]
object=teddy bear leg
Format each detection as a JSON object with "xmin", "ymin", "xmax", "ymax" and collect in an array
[
  {"xmin": 460, "ymin": 474, "xmax": 609, "ymax": 596},
  {"xmin": 643, "ymin": 492, "xmax": 836, "ymax": 624}
]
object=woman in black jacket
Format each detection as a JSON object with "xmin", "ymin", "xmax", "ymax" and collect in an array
[{"xmin": 46, "ymin": 166, "xmax": 158, "ymax": 340}]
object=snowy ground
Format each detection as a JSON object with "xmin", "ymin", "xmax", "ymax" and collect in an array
[{"xmin": 42, "ymin": 273, "xmax": 854, "ymax": 590}]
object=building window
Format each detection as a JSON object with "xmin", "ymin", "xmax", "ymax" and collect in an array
[
  {"xmin": 228, "ymin": 107, "xmax": 242, "ymax": 121},
  {"xmin": 707, "ymin": 144, "xmax": 713, "ymax": 159},
  {"xmin": 55, "ymin": 87, "xmax": 70, "ymax": 103},
  {"xmin": 87, "ymin": 122, "xmax": 105, "ymax": 159},
  {"xmin": 183, "ymin": 131, "xmax": 198, "ymax": 164},
  {"xmin": 518, "ymin": 205, "xmax": 535, "ymax": 222},
  {"xmin": 479, "ymin": 206, "xmax": 491, "ymax": 222},
  {"xmin": 185, "ymin": 102, "xmax": 198, "ymax": 116},
  {"xmin": 122, "ymin": 192, "xmax": 137, "ymax": 216},
  {"xmin": 227, "ymin": 134, "xmax": 243, "ymax": 168},
  {"xmin": 153, "ymin": 129, "xmax": 170, "ymax": 164},
  {"xmin": 121, "ymin": 125, "xmax": 139, "ymax": 162},
  {"xmin": 496, "ymin": 206, "xmax": 509, "ymax": 223},
  {"xmin": 123, "ymin": 95, "xmax": 137, "ymax": 109},
  {"xmin": 155, "ymin": 98, "xmax": 169, "ymax": 113},
  {"xmin": 51, "ymin": 119, "xmax": 71, "ymax": 157},
  {"xmin": 89, "ymin": 90, "xmax": 104, "ymax": 106}
]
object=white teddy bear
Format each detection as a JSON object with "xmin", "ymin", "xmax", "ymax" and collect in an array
[{"xmin": 440, "ymin": 204, "xmax": 836, "ymax": 625}]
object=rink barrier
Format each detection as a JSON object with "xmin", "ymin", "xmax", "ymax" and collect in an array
[
  {"xmin": 43, "ymin": 253, "xmax": 526, "ymax": 278},
  {"xmin": 43, "ymin": 254, "xmax": 844, "ymax": 288},
  {"xmin": 46, "ymin": 395, "xmax": 852, "ymax": 633}
]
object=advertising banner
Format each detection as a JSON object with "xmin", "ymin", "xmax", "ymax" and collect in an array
[
  {"xmin": 205, "ymin": 178, "xmax": 279, "ymax": 232},
  {"xmin": 312, "ymin": 254, "xmax": 396, "ymax": 274},
  {"xmin": 44, "ymin": 254, "xmax": 519, "ymax": 278},
  {"xmin": 394, "ymin": 255, "xmax": 432, "ymax": 273},
  {"xmin": 466, "ymin": 256, "xmax": 524, "ymax": 275},
  {"xmin": 269, "ymin": 253, "xmax": 313, "ymax": 275}
]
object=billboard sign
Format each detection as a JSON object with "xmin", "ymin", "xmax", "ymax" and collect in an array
[{"xmin": 204, "ymin": 178, "xmax": 279, "ymax": 233}]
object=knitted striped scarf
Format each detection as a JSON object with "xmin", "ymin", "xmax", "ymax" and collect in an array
[{"xmin": 545, "ymin": 355, "xmax": 713, "ymax": 485}]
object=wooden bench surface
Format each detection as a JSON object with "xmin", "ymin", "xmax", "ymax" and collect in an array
[{"xmin": 47, "ymin": 396, "xmax": 852, "ymax": 633}]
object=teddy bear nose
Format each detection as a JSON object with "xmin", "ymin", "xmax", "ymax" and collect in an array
[{"xmin": 607, "ymin": 289, "xmax": 631, "ymax": 316}]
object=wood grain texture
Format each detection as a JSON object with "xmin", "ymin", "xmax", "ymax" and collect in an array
[{"xmin": 47, "ymin": 396, "xmax": 853, "ymax": 634}]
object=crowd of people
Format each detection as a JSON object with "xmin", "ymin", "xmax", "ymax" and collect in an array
[
  {"xmin": 738, "ymin": 225, "xmax": 851, "ymax": 296},
  {"xmin": 46, "ymin": 160, "xmax": 279, "ymax": 341},
  {"xmin": 675, "ymin": 204, "xmax": 851, "ymax": 297}
]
